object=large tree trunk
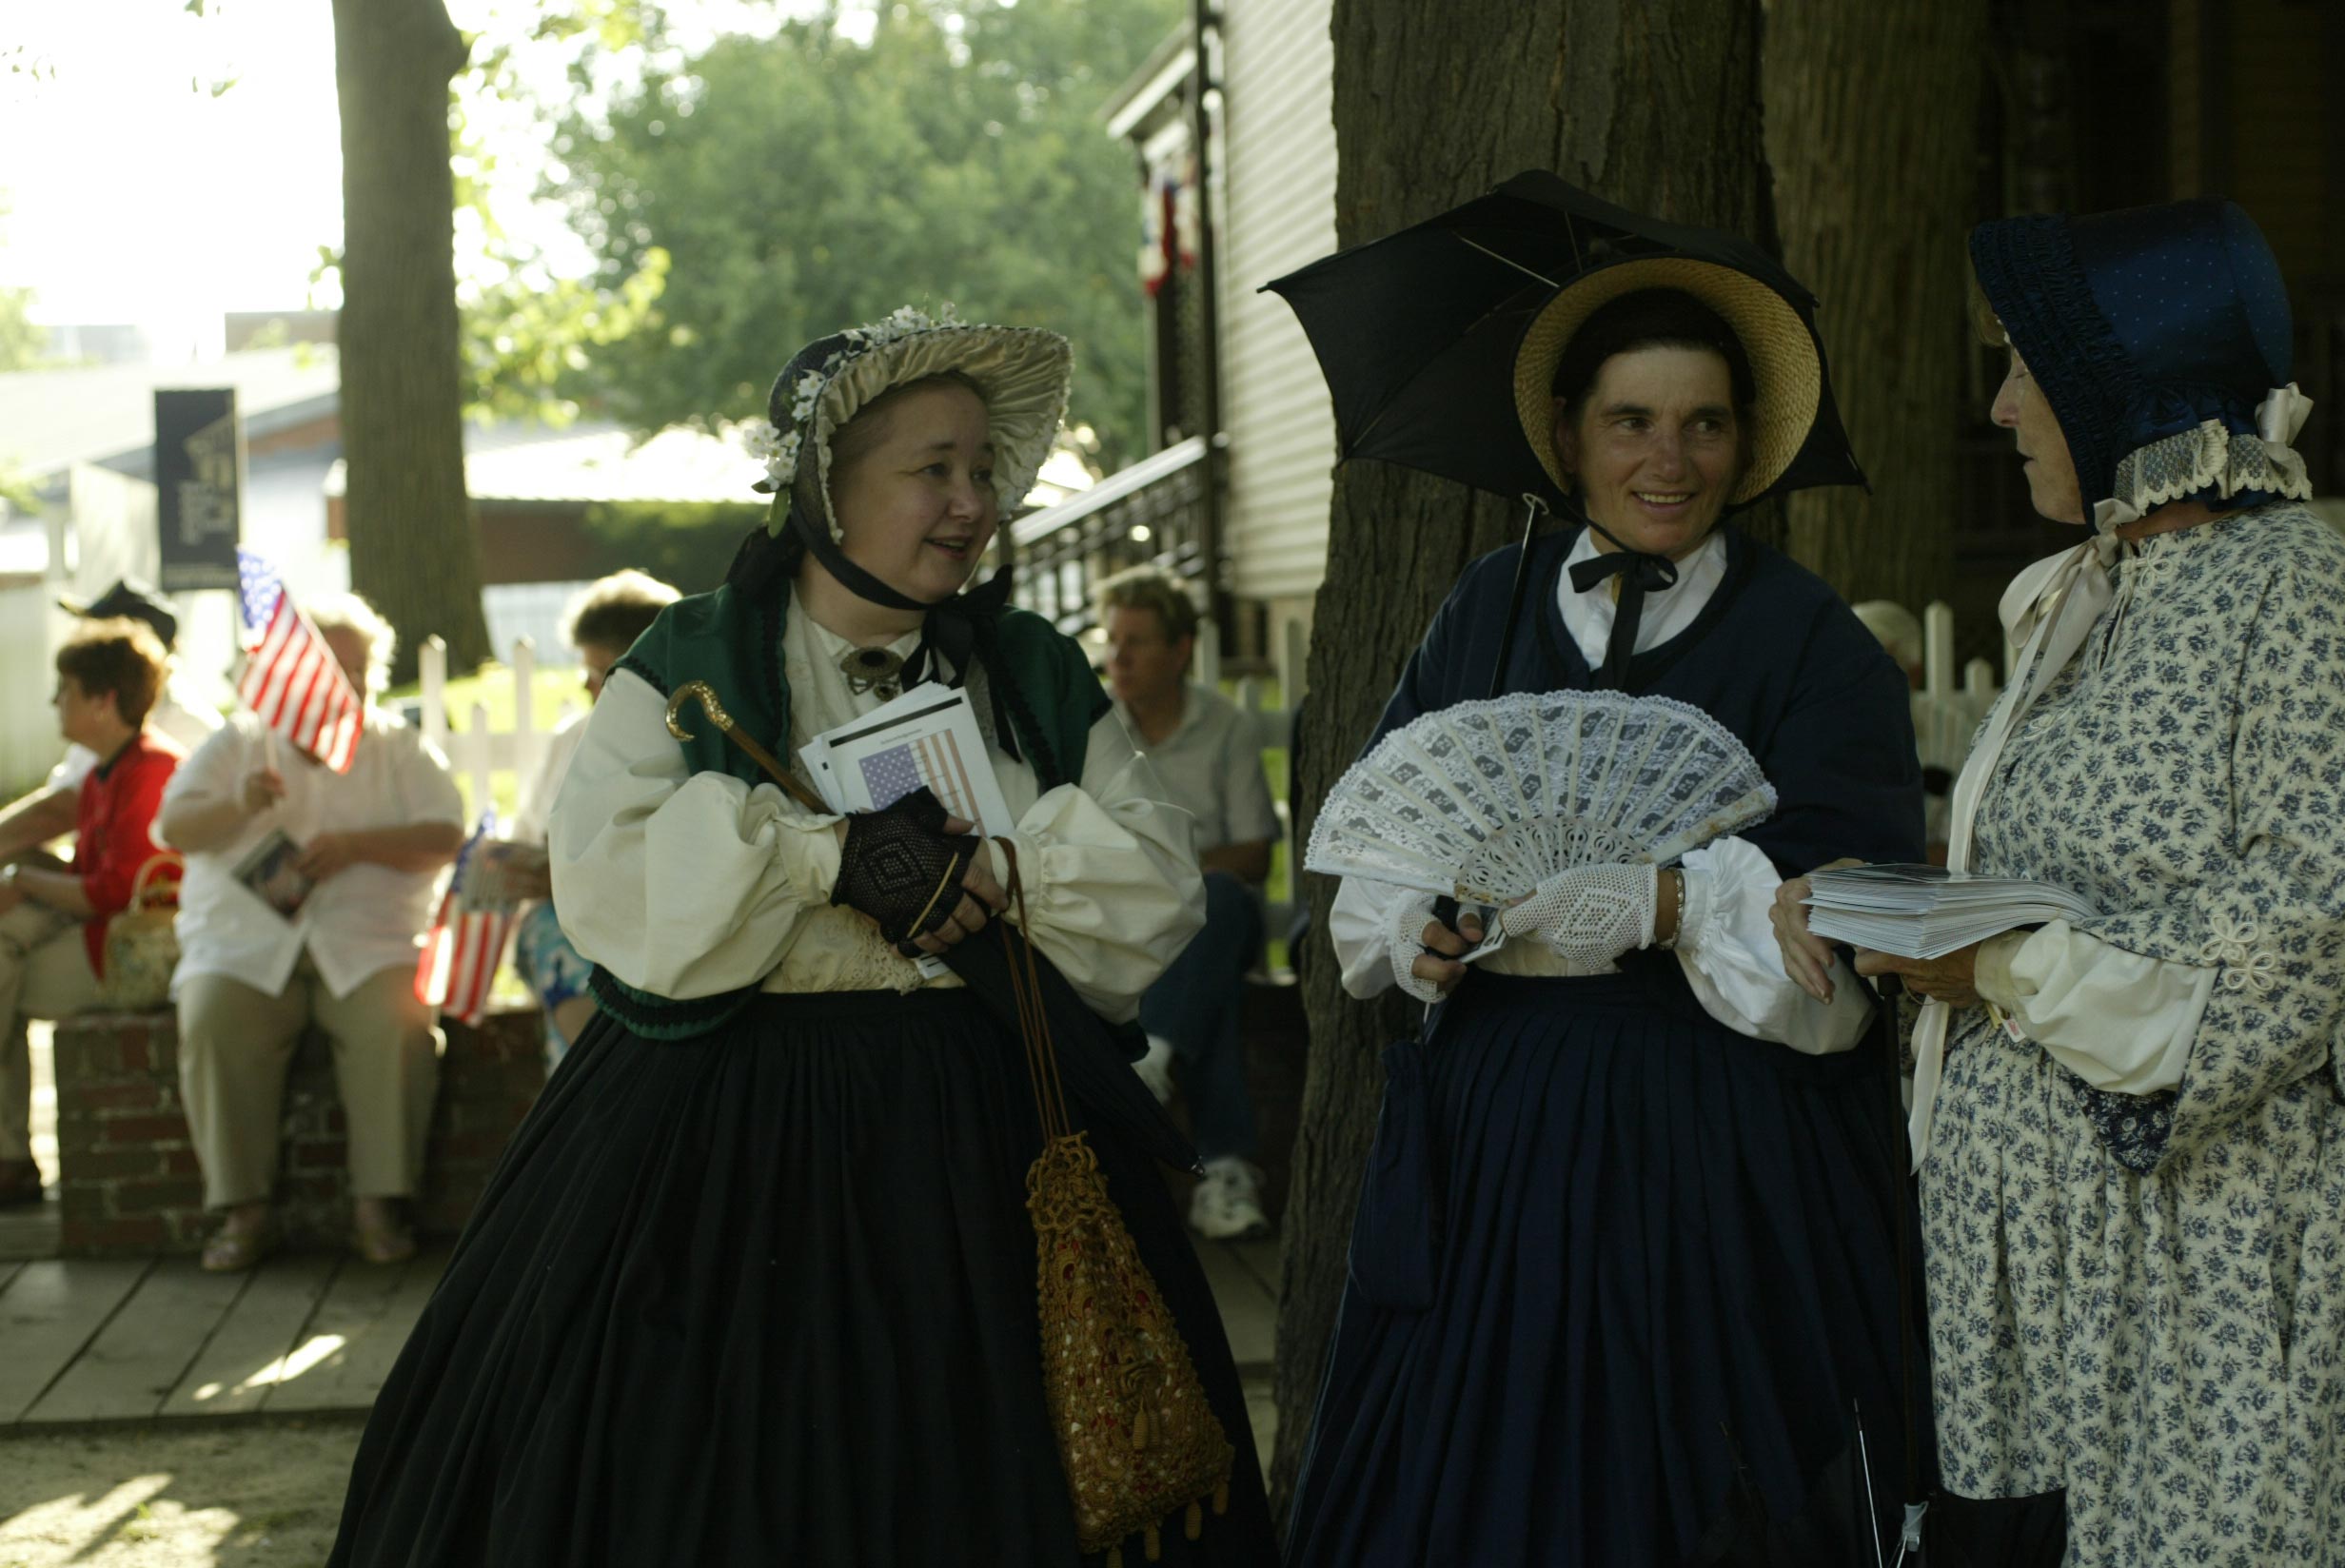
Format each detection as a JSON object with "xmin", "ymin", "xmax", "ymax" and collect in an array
[
  {"xmin": 1763, "ymin": 0, "xmax": 1987, "ymax": 606},
  {"xmin": 1270, "ymin": 0, "xmax": 1775, "ymax": 1517},
  {"xmin": 332, "ymin": 0, "xmax": 490, "ymax": 684}
]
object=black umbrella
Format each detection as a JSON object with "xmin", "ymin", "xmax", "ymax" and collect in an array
[
  {"xmin": 1264, "ymin": 171, "xmax": 1866, "ymax": 698},
  {"xmin": 1261, "ymin": 169, "xmax": 1864, "ymax": 509}
]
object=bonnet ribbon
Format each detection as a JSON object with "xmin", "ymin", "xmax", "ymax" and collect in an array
[
  {"xmin": 1903, "ymin": 527, "xmax": 2118, "ymax": 1168},
  {"xmin": 1566, "ymin": 517, "xmax": 1681, "ymax": 689},
  {"xmin": 734, "ymin": 500, "xmax": 1032, "ymax": 768}
]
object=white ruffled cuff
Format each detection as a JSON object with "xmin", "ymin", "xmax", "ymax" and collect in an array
[{"xmin": 1388, "ymin": 891, "xmax": 1447, "ymax": 1004}]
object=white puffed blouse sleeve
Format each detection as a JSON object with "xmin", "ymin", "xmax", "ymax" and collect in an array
[
  {"xmin": 547, "ymin": 667, "xmax": 845, "ymax": 999},
  {"xmin": 1972, "ymin": 920, "xmax": 2212, "ymax": 1095},
  {"xmin": 1674, "ymin": 835, "xmax": 1874, "ymax": 1054},
  {"xmin": 985, "ymin": 712, "xmax": 1206, "ymax": 1024}
]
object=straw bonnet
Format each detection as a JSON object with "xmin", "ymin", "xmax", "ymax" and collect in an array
[
  {"xmin": 749, "ymin": 304, "xmax": 1073, "ymax": 539},
  {"xmin": 1512, "ymin": 258, "xmax": 1825, "ymax": 508}
]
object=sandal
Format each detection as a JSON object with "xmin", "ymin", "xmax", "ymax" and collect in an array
[
  {"xmin": 350, "ymin": 1202, "xmax": 415, "ymax": 1265},
  {"xmin": 200, "ymin": 1210, "xmax": 273, "ymax": 1273}
]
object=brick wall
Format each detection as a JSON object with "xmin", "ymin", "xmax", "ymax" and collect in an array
[{"xmin": 53, "ymin": 1009, "xmax": 545, "ymax": 1257}]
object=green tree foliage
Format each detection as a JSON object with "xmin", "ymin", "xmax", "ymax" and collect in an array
[
  {"xmin": 0, "ymin": 283, "xmax": 42, "ymax": 373},
  {"xmin": 547, "ymin": 0, "xmax": 1175, "ymax": 466}
]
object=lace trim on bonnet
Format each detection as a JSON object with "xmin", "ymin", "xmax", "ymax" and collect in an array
[{"xmin": 2095, "ymin": 382, "xmax": 2314, "ymax": 529}]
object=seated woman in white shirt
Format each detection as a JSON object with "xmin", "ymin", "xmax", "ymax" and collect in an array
[
  {"xmin": 505, "ymin": 569, "xmax": 680, "ymax": 1068},
  {"xmin": 155, "ymin": 594, "xmax": 463, "ymax": 1272},
  {"xmin": 324, "ymin": 309, "xmax": 1278, "ymax": 1568}
]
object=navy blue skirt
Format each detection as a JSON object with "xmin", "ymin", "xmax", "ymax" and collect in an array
[
  {"xmin": 326, "ymin": 990, "xmax": 1277, "ymax": 1568},
  {"xmin": 1287, "ymin": 966, "xmax": 1917, "ymax": 1567}
]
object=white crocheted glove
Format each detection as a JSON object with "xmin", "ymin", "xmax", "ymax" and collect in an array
[
  {"xmin": 1499, "ymin": 863, "xmax": 1657, "ymax": 970},
  {"xmin": 1388, "ymin": 891, "xmax": 1448, "ymax": 1004}
]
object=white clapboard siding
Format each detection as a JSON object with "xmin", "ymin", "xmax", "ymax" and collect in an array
[{"xmin": 1217, "ymin": 0, "xmax": 1338, "ymax": 604}]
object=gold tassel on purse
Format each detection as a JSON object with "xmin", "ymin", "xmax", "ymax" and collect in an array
[{"xmin": 1000, "ymin": 855, "xmax": 1233, "ymax": 1566}]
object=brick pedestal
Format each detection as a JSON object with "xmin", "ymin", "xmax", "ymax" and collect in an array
[{"xmin": 52, "ymin": 1008, "xmax": 544, "ymax": 1257}]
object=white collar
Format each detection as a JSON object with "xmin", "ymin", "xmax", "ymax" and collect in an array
[{"xmin": 1555, "ymin": 526, "xmax": 1729, "ymax": 672}]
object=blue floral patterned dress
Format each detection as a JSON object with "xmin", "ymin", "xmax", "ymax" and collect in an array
[{"xmin": 1922, "ymin": 501, "xmax": 2345, "ymax": 1564}]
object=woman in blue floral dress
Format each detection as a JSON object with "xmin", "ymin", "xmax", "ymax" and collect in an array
[{"xmin": 1779, "ymin": 200, "xmax": 2345, "ymax": 1565}]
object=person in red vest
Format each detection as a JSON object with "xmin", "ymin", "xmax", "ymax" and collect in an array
[{"xmin": 0, "ymin": 618, "xmax": 186, "ymax": 1205}]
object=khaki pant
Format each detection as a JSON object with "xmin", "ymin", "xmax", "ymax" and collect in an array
[
  {"xmin": 177, "ymin": 958, "xmax": 442, "ymax": 1210},
  {"xmin": 0, "ymin": 902, "xmax": 97, "ymax": 1162}
]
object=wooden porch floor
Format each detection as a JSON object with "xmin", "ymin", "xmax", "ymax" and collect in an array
[
  {"xmin": 0, "ymin": 1245, "xmax": 449, "ymax": 1430},
  {"xmin": 0, "ymin": 1236, "xmax": 1280, "ymax": 1436}
]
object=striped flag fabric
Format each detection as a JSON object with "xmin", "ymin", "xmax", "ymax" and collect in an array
[
  {"xmin": 857, "ymin": 731, "xmax": 980, "ymax": 823},
  {"xmin": 415, "ymin": 816, "xmax": 518, "ymax": 1026},
  {"xmin": 235, "ymin": 548, "xmax": 363, "ymax": 774}
]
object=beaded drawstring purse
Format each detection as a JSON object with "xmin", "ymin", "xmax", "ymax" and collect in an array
[{"xmin": 999, "ymin": 851, "xmax": 1233, "ymax": 1565}]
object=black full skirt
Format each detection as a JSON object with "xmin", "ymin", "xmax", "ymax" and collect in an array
[
  {"xmin": 326, "ymin": 989, "xmax": 1277, "ymax": 1567},
  {"xmin": 1286, "ymin": 967, "xmax": 1921, "ymax": 1567}
]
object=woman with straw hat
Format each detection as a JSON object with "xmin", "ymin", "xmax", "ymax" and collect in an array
[
  {"xmin": 1289, "ymin": 245, "xmax": 1925, "ymax": 1561},
  {"xmin": 1776, "ymin": 200, "xmax": 2345, "ymax": 1565},
  {"xmin": 326, "ymin": 306, "xmax": 1278, "ymax": 1567}
]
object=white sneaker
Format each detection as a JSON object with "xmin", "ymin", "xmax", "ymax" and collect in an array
[
  {"xmin": 1189, "ymin": 1156, "xmax": 1271, "ymax": 1241},
  {"xmin": 1133, "ymin": 1033, "xmax": 1176, "ymax": 1104}
]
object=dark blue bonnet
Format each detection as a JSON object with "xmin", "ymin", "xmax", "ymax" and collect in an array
[{"xmin": 1969, "ymin": 198, "xmax": 2312, "ymax": 528}]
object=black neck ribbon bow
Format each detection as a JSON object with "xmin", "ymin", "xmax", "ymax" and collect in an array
[{"xmin": 1565, "ymin": 518, "xmax": 1682, "ymax": 690}]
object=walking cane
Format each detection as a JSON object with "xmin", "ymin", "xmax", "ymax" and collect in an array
[{"xmin": 663, "ymin": 680, "xmax": 830, "ymax": 813}]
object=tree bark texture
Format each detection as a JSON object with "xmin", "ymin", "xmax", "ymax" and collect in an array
[
  {"xmin": 1270, "ymin": 0, "xmax": 1775, "ymax": 1517},
  {"xmin": 332, "ymin": 0, "xmax": 489, "ymax": 683},
  {"xmin": 1763, "ymin": 0, "xmax": 1987, "ymax": 608}
]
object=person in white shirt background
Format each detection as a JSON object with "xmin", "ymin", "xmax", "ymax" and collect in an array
[
  {"xmin": 1097, "ymin": 565, "xmax": 1281, "ymax": 1241},
  {"xmin": 503, "ymin": 568, "xmax": 680, "ymax": 1069},
  {"xmin": 0, "ymin": 578, "xmax": 223, "ymax": 867},
  {"xmin": 154, "ymin": 592, "xmax": 463, "ymax": 1273}
]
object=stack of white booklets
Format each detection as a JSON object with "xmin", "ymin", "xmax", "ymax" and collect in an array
[
  {"xmin": 1802, "ymin": 863, "xmax": 2100, "ymax": 959},
  {"xmin": 798, "ymin": 682, "xmax": 1015, "ymax": 978}
]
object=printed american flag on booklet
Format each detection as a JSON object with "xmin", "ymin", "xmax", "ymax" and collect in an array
[
  {"xmin": 857, "ymin": 731, "xmax": 982, "ymax": 824},
  {"xmin": 415, "ymin": 816, "xmax": 518, "ymax": 1026},
  {"xmin": 236, "ymin": 548, "xmax": 362, "ymax": 774}
]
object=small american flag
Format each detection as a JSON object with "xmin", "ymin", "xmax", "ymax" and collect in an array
[
  {"xmin": 858, "ymin": 732, "xmax": 981, "ymax": 825},
  {"xmin": 415, "ymin": 816, "xmax": 517, "ymax": 1026},
  {"xmin": 236, "ymin": 548, "xmax": 362, "ymax": 774}
]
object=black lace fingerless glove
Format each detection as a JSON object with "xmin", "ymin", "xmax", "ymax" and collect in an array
[{"xmin": 831, "ymin": 787, "xmax": 979, "ymax": 946}]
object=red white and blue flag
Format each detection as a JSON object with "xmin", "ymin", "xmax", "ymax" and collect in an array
[
  {"xmin": 415, "ymin": 815, "xmax": 517, "ymax": 1026},
  {"xmin": 235, "ymin": 548, "xmax": 363, "ymax": 774}
]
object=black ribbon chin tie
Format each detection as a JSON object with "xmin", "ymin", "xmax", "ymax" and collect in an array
[
  {"xmin": 1567, "ymin": 532, "xmax": 1680, "ymax": 690},
  {"xmin": 779, "ymin": 499, "xmax": 1030, "ymax": 766}
]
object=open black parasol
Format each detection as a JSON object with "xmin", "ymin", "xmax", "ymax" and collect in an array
[{"xmin": 1261, "ymin": 169, "xmax": 1863, "ymax": 509}]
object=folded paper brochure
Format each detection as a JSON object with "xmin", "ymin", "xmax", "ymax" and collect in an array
[{"xmin": 1802, "ymin": 862, "xmax": 2099, "ymax": 960}]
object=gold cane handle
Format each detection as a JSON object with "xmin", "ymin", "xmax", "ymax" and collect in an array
[{"xmin": 665, "ymin": 680, "xmax": 735, "ymax": 741}]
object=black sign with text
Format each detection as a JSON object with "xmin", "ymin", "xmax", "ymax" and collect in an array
[{"xmin": 155, "ymin": 386, "xmax": 244, "ymax": 591}]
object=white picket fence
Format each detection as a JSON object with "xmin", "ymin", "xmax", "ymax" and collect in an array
[
  {"xmin": 1913, "ymin": 598, "xmax": 2006, "ymax": 774},
  {"xmin": 415, "ymin": 636, "xmax": 581, "ymax": 824}
]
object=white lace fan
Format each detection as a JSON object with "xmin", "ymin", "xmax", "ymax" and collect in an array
[{"xmin": 1307, "ymin": 690, "xmax": 1776, "ymax": 903}]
